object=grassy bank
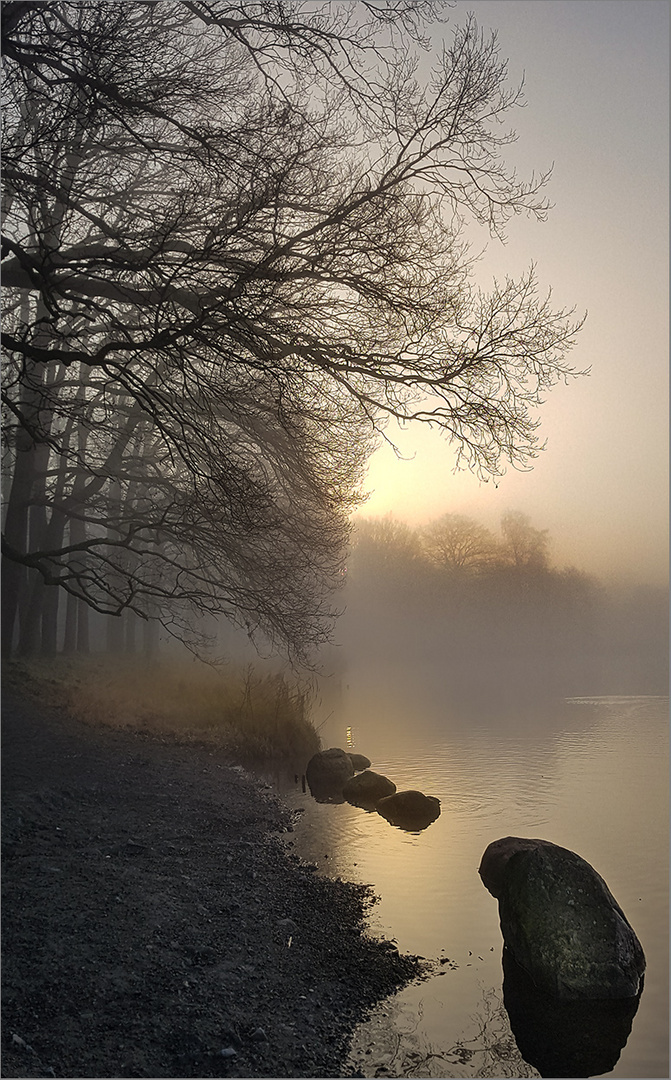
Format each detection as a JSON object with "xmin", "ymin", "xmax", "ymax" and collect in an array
[{"xmin": 3, "ymin": 655, "xmax": 321, "ymax": 768}]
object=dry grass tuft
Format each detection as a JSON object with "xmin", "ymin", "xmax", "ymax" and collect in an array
[{"xmin": 5, "ymin": 655, "xmax": 321, "ymax": 766}]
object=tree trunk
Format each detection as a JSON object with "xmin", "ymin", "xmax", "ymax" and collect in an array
[
  {"xmin": 17, "ymin": 487, "xmax": 59, "ymax": 656},
  {"xmin": 67, "ymin": 509, "xmax": 91, "ymax": 654},
  {"xmin": 41, "ymin": 584, "xmax": 60, "ymax": 656},
  {"xmin": 124, "ymin": 610, "xmax": 137, "ymax": 655},
  {"xmin": 105, "ymin": 478, "xmax": 125, "ymax": 653},
  {"xmin": 1, "ymin": 379, "xmax": 40, "ymax": 656},
  {"xmin": 77, "ymin": 597, "xmax": 90, "ymax": 654},
  {"xmin": 8, "ymin": 294, "xmax": 66, "ymax": 656},
  {"xmin": 63, "ymin": 590, "xmax": 78, "ymax": 654},
  {"xmin": 39, "ymin": 501, "xmax": 68, "ymax": 655},
  {"xmin": 3, "ymin": 98, "xmax": 86, "ymax": 653},
  {"xmin": 106, "ymin": 613, "xmax": 125, "ymax": 654},
  {"xmin": 61, "ymin": 410, "xmax": 94, "ymax": 655},
  {"xmin": 16, "ymin": 572, "xmax": 43, "ymax": 656},
  {"xmin": 143, "ymin": 617, "xmax": 159, "ymax": 659}
]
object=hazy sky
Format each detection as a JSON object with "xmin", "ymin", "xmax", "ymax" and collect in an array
[{"xmin": 356, "ymin": 0, "xmax": 669, "ymax": 586}]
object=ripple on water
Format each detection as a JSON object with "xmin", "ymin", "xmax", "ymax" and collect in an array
[{"xmin": 282, "ymin": 696, "xmax": 668, "ymax": 1080}]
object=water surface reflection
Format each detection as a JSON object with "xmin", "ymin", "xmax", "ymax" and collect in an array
[
  {"xmin": 280, "ymin": 685, "xmax": 668, "ymax": 1078},
  {"xmin": 501, "ymin": 948, "xmax": 641, "ymax": 1078},
  {"xmin": 348, "ymin": 981, "xmax": 536, "ymax": 1079}
]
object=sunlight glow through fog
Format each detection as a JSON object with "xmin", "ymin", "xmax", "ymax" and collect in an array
[{"xmin": 355, "ymin": 0, "xmax": 669, "ymax": 588}]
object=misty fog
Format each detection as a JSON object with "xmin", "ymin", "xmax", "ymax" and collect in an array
[
  {"xmin": 327, "ymin": 512, "xmax": 668, "ymax": 702},
  {"xmin": 3, "ymin": 1, "xmax": 667, "ymax": 1077}
]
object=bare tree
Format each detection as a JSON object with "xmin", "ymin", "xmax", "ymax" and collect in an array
[
  {"xmin": 350, "ymin": 516, "xmax": 422, "ymax": 577},
  {"xmin": 422, "ymin": 513, "xmax": 498, "ymax": 575},
  {"xmin": 1, "ymin": 1, "xmax": 584, "ymax": 660},
  {"xmin": 499, "ymin": 510, "xmax": 550, "ymax": 571}
]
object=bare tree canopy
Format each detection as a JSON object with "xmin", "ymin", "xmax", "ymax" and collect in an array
[
  {"xmin": 422, "ymin": 513, "xmax": 498, "ymax": 574},
  {"xmin": 1, "ymin": 0, "xmax": 584, "ymax": 660}
]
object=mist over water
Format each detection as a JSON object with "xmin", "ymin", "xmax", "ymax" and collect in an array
[
  {"xmin": 214, "ymin": 504, "xmax": 670, "ymax": 1076},
  {"xmin": 328, "ymin": 514, "xmax": 669, "ymax": 703},
  {"xmin": 286, "ymin": 679, "xmax": 669, "ymax": 1079},
  {"xmin": 278, "ymin": 519, "xmax": 669, "ymax": 1078}
]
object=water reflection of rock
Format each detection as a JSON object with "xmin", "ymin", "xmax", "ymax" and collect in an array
[
  {"xmin": 502, "ymin": 947, "xmax": 641, "ymax": 1078},
  {"xmin": 376, "ymin": 790, "xmax": 441, "ymax": 832}
]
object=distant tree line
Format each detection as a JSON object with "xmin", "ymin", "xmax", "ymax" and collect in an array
[{"xmin": 340, "ymin": 513, "xmax": 668, "ymax": 696}]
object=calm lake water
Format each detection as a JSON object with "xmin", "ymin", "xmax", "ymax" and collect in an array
[{"xmin": 280, "ymin": 665, "xmax": 669, "ymax": 1079}]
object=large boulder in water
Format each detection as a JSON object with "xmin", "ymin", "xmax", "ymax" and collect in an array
[
  {"xmin": 305, "ymin": 748, "xmax": 354, "ymax": 803},
  {"xmin": 479, "ymin": 837, "xmax": 646, "ymax": 1000},
  {"xmin": 479, "ymin": 836, "xmax": 556, "ymax": 899},
  {"xmin": 342, "ymin": 770, "xmax": 396, "ymax": 809},
  {"xmin": 376, "ymin": 790, "xmax": 440, "ymax": 832}
]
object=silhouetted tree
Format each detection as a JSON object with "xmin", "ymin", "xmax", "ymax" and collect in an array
[
  {"xmin": 351, "ymin": 517, "xmax": 422, "ymax": 573},
  {"xmin": 2, "ymin": 2, "xmax": 584, "ymax": 660},
  {"xmin": 499, "ymin": 511, "xmax": 550, "ymax": 571},
  {"xmin": 422, "ymin": 513, "xmax": 498, "ymax": 575}
]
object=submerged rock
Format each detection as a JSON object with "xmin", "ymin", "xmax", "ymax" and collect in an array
[
  {"xmin": 479, "ymin": 836, "xmax": 646, "ymax": 1000},
  {"xmin": 342, "ymin": 770, "xmax": 396, "ymax": 809},
  {"xmin": 305, "ymin": 748, "xmax": 354, "ymax": 803},
  {"xmin": 376, "ymin": 790, "xmax": 441, "ymax": 831}
]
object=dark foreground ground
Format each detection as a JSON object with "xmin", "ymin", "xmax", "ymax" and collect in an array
[{"xmin": 1, "ymin": 682, "xmax": 423, "ymax": 1078}]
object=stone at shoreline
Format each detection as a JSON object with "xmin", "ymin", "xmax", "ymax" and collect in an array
[
  {"xmin": 348, "ymin": 753, "xmax": 372, "ymax": 772},
  {"xmin": 342, "ymin": 770, "xmax": 396, "ymax": 809},
  {"xmin": 479, "ymin": 836, "xmax": 646, "ymax": 1000},
  {"xmin": 376, "ymin": 790, "xmax": 441, "ymax": 831},
  {"xmin": 305, "ymin": 747, "xmax": 354, "ymax": 803}
]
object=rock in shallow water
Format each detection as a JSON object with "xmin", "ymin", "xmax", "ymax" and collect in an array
[
  {"xmin": 479, "ymin": 836, "xmax": 646, "ymax": 1000},
  {"xmin": 376, "ymin": 790, "xmax": 441, "ymax": 831},
  {"xmin": 347, "ymin": 753, "xmax": 372, "ymax": 772},
  {"xmin": 305, "ymin": 748, "xmax": 354, "ymax": 802},
  {"xmin": 342, "ymin": 770, "xmax": 396, "ymax": 809}
]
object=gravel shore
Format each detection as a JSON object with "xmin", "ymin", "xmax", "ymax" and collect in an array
[{"xmin": 1, "ymin": 685, "xmax": 423, "ymax": 1078}]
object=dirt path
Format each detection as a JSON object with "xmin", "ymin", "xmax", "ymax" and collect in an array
[{"xmin": 1, "ymin": 685, "xmax": 422, "ymax": 1078}]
